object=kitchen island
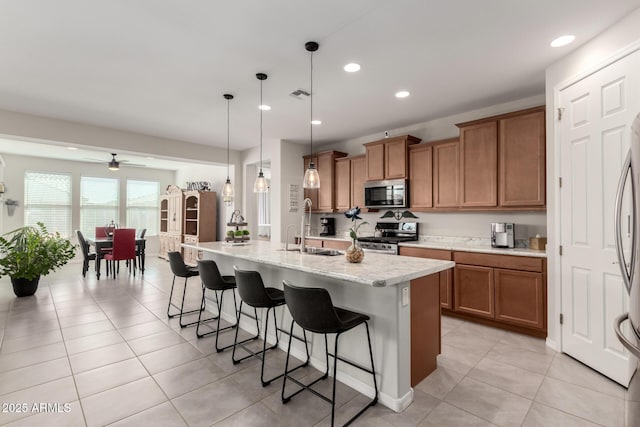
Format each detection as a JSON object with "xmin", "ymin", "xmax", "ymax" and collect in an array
[{"xmin": 181, "ymin": 240, "xmax": 454, "ymax": 411}]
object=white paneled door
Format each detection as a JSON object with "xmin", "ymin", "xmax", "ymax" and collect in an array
[{"xmin": 559, "ymin": 50, "xmax": 640, "ymax": 386}]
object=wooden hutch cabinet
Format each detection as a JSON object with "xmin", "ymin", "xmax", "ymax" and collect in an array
[
  {"xmin": 182, "ymin": 191, "xmax": 217, "ymax": 265},
  {"xmin": 159, "ymin": 185, "xmax": 184, "ymax": 260}
]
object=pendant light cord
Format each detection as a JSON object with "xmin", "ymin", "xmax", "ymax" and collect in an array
[
  {"xmin": 310, "ymin": 50, "xmax": 313, "ymax": 157},
  {"xmin": 260, "ymin": 79, "xmax": 263, "ymax": 172},
  {"xmin": 226, "ymin": 97, "xmax": 230, "ymax": 179}
]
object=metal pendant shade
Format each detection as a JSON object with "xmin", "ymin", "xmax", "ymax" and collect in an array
[
  {"xmin": 302, "ymin": 41, "xmax": 320, "ymax": 189},
  {"xmin": 222, "ymin": 94, "xmax": 234, "ymax": 206},
  {"xmin": 254, "ymin": 73, "xmax": 269, "ymax": 193}
]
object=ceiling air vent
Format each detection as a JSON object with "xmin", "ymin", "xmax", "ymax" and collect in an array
[{"xmin": 289, "ymin": 89, "xmax": 310, "ymax": 99}]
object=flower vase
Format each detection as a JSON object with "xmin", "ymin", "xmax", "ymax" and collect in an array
[{"xmin": 345, "ymin": 240, "xmax": 364, "ymax": 263}]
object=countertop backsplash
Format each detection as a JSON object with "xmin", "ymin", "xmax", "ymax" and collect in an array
[{"xmin": 310, "ymin": 210, "xmax": 546, "ymax": 249}]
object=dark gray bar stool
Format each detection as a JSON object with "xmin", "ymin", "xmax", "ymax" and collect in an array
[
  {"xmin": 282, "ymin": 281, "xmax": 378, "ymax": 426},
  {"xmin": 233, "ymin": 266, "xmax": 310, "ymax": 386},
  {"xmin": 196, "ymin": 259, "xmax": 253, "ymax": 352},
  {"xmin": 166, "ymin": 251, "xmax": 207, "ymax": 327}
]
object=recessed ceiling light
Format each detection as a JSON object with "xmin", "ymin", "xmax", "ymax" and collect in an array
[
  {"xmin": 258, "ymin": 104, "xmax": 271, "ymax": 111},
  {"xmin": 395, "ymin": 91, "xmax": 410, "ymax": 98},
  {"xmin": 67, "ymin": 147, "xmax": 78, "ymax": 150},
  {"xmin": 311, "ymin": 120, "xmax": 322, "ymax": 125},
  {"xmin": 550, "ymin": 35, "xmax": 575, "ymax": 47},
  {"xmin": 344, "ymin": 63, "xmax": 361, "ymax": 73}
]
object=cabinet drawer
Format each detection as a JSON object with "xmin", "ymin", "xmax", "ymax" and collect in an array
[
  {"xmin": 399, "ymin": 247, "xmax": 452, "ymax": 260},
  {"xmin": 453, "ymin": 252, "xmax": 543, "ymax": 272}
]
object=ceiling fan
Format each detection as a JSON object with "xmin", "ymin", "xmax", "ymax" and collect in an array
[{"xmin": 83, "ymin": 153, "xmax": 147, "ymax": 170}]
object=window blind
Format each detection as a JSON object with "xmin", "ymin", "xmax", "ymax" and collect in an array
[
  {"xmin": 126, "ymin": 179, "xmax": 160, "ymax": 236},
  {"xmin": 24, "ymin": 171, "xmax": 72, "ymax": 237},
  {"xmin": 80, "ymin": 176, "xmax": 119, "ymax": 236}
]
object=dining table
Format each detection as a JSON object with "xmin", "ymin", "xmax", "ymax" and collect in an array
[{"xmin": 86, "ymin": 237, "xmax": 146, "ymax": 279}]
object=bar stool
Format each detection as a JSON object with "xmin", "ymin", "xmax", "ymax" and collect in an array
[
  {"xmin": 196, "ymin": 259, "xmax": 246, "ymax": 352},
  {"xmin": 167, "ymin": 251, "xmax": 205, "ymax": 328},
  {"xmin": 281, "ymin": 281, "xmax": 378, "ymax": 426},
  {"xmin": 233, "ymin": 266, "xmax": 310, "ymax": 386}
]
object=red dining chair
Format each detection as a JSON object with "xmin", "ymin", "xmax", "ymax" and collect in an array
[
  {"xmin": 95, "ymin": 226, "xmax": 109, "ymax": 238},
  {"xmin": 103, "ymin": 228, "xmax": 137, "ymax": 277}
]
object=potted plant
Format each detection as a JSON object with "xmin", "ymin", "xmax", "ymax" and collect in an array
[
  {"xmin": 226, "ymin": 230, "xmax": 235, "ymax": 242},
  {"xmin": 234, "ymin": 230, "xmax": 243, "ymax": 242},
  {"xmin": 345, "ymin": 207, "xmax": 368, "ymax": 263},
  {"xmin": 242, "ymin": 230, "xmax": 250, "ymax": 241},
  {"xmin": 0, "ymin": 222, "xmax": 75, "ymax": 297}
]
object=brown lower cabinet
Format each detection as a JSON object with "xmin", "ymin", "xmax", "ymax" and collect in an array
[
  {"xmin": 400, "ymin": 246, "xmax": 547, "ymax": 337},
  {"xmin": 304, "ymin": 238, "xmax": 351, "ymax": 251},
  {"xmin": 399, "ymin": 247, "xmax": 453, "ymax": 309}
]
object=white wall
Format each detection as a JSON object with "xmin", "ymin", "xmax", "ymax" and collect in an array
[
  {"xmin": 545, "ymin": 8, "xmax": 640, "ymax": 350},
  {"xmin": 314, "ymin": 94, "xmax": 548, "ymax": 240},
  {"xmin": 0, "ymin": 152, "xmax": 175, "ymax": 257},
  {"xmin": 175, "ymin": 163, "xmax": 235, "ymax": 242}
]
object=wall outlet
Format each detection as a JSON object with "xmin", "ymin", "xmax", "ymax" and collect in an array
[{"xmin": 402, "ymin": 287, "xmax": 409, "ymax": 306}]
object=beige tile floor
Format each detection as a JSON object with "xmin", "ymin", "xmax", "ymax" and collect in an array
[{"xmin": 0, "ymin": 257, "xmax": 637, "ymax": 426}]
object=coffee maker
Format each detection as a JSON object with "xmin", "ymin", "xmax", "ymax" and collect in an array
[
  {"xmin": 320, "ymin": 217, "xmax": 335, "ymax": 236},
  {"xmin": 491, "ymin": 223, "xmax": 515, "ymax": 248}
]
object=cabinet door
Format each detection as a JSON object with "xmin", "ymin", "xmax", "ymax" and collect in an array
[
  {"xmin": 350, "ymin": 156, "xmax": 366, "ymax": 209},
  {"xmin": 366, "ymin": 143, "xmax": 385, "ymax": 181},
  {"xmin": 459, "ymin": 121, "xmax": 497, "ymax": 207},
  {"xmin": 409, "ymin": 145, "xmax": 433, "ymax": 209},
  {"xmin": 385, "ymin": 139, "xmax": 408, "ymax": 179},
  {"xmin": 335, "ymin": 158, "xmax": 351, "ymax": 212},
  {"xmin": 303, "ymin": 156, "xmax": 319, "ymax": 209},
  {"xmin": 440, "ymin": 270, "xmax": 453, "ymax": 310},
  {"xmin": 494, "ymin": 269, "xmax": 545, "ymax": 329},
  {"xmin": 317, "ymin": 152, "xmax": 335, "ymax": 211},
  {"xmin": 454, "ymin": 264, "xmax": 494, "ymax": 318},
  {"xmin": 433, "ymin": 140, "xmax": 459, "ymax": 208},
  {"xmin": 499, "ymin": 110, "xmax": 546, "ymax": 207}
]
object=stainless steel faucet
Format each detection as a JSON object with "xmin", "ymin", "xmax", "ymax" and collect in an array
[
  {"xmin": 300, "ymin": 198, "xmax": 312, "ymax": 252},
  {"xmin": 285, "ymin": 224, "xmax": 297, "ymax": 251}
]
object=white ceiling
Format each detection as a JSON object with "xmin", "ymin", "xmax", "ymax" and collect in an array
[{"xmin": 0, "ymin": 0, "xmax": 639, "ymax": 154}]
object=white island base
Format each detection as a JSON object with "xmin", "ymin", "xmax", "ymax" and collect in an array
[{"xmin": 182, "ymin": 241, "xmax": 454, "ymax": 412}]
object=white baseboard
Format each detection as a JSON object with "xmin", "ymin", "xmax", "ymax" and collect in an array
[{"xmin": 545, "ymin": 337, "xmax": 560, "ymax": 352}]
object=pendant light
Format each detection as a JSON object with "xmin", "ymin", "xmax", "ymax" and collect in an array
[
  {"xmin": 303, "ymin": 41, "xmax": 320, "ymax": 189},
  {"xmin": 254, "ymin": 73, "xmax": 269, "ymax": 193},
  {"xmin": 222, "ymin": 94, "xmax": 234, "ymax": 206}
]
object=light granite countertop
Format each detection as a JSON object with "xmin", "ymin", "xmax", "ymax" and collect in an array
[
  {"xmin": 306, "ymin": 235, "xmax": 547, "ymax": 258},
  {"xmin": 305, "ymin": 235, "xmax": 350, "ymax": 242},
  {"xmin": 182, "ymin": 240, "xmax": 454, "ymax": 287}
]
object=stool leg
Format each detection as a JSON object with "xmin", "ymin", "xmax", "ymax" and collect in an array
[
  {"xmin": 331, "ymin": 332, "xmax": 340, "ymax": 427},
  {"xmin": 231, "ymin": 302, "xmax": 261, "ymax": 363},
  {"xmin": 281, "ymin": 319, "xmax": 295, "ymax": 402},
  {"xmin": 365, "ymin": 321, "xmax": 379, "ymax": 405},
  {"xmin": 166, "ymin": 275, "xmax": 177, "ymax": 318},
  {"xmin": 214, "ymin": 289, "xmax": 240, "ymax": 352},
  {"xmin": 195, "ymin": 284, "xmax": 218, "ymax": 337}
]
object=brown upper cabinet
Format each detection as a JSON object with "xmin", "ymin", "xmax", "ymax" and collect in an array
[
  {"xmin": 335, "ymin": 155, "xmax": 367, "ymax": 212},
  {"xmin": 303, "ymin": 150, "xmax": 347, "ymax": 213},
  {"xmin": 499, "ymin": 109, "xmax": 546, "ymax": 207},
  {"xmin": 455, "ymin": 106, "xmax": 546, "ymax": 210},
  {"xmin": 458, "ymin": 121, "xmax": 498, "ymax": 207},
  {"xmin": 364, "ymin": 135, "xmax": 421, "ymax": 181},
  {"xmin": 408, "ymin": 144, "xmax": 433, "ymax": 209},
  {"xmin": 432, "ymin": 138, "xmax": 460, "ymax": 208}
]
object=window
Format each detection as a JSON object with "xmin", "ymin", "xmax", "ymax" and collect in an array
[
  {"xmin": 126, "ymin": 179, "xmax": 160, "ymax": 236},
  {"xmin": 24, "ymin": 171, "xmax": 72, "ymax": 237},
  {"xmin": 80, "ymin": 176, "xmax": 119, "ymax": 236}
]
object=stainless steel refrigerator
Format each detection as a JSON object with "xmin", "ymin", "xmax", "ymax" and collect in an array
[{"xmin": 615, "ymin": 113, "xmax": 640, "ymax": 370}]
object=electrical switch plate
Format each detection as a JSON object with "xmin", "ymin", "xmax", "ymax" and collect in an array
[{"xmin": 402, "ymin": 287, "xmax": 409, "ymax": 306}]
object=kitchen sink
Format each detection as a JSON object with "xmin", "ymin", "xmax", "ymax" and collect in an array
[{"xmin": 304, "ymin": 247, "xmax": 342, "ymax": 256}]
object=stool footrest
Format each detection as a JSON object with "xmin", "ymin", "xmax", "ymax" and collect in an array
[
  {"xmin": 196, "ymin": 320, "xmax": 236, "ymax": 338},
  {"xmin": 167, "ymin": 304, "xmax": 204, "ymax": 319},
  {"xmin": 327, "ymin": 352, "xmax": 376, "ymax": 376}
]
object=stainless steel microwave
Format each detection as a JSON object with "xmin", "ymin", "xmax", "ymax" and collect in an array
[{"xmin": 364, "ymin": 179, "xmax": 408, "ymax": 209}]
